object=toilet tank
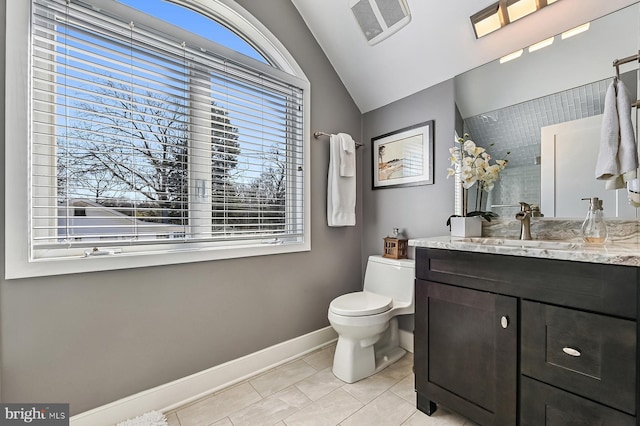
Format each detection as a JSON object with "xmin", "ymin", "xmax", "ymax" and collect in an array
[{"xmin": 363, "ymin": 255, "xmax": 415, "ymax": 305}]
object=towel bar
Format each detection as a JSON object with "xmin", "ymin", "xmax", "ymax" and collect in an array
[
  {"xmin": 612, "ymin": 53, "xmax": 639, "ymax": 106},
  {"xmin": 313, "ymin": 131, "xmax": 363, "ymax": 148}
]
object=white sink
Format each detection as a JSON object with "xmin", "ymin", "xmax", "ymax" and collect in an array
[{"xmin": 457, "ymin": 237, "xmax": 580, "ymax": 250}]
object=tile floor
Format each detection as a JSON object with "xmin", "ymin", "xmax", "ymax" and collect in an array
[{"xmin": 165, "ymin": 344, "xmax": 477, "ymax": 426}]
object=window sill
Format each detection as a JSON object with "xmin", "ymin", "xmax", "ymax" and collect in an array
[{"xmin": 5, "ymin": 240, "xmax": 310, "ymax": 279}]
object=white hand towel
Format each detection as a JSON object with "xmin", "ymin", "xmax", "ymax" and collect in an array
[
  {"xmin": 338, "ymin": 133, "xmax": 356, "ymax": 177},
  {"xmin": 595, "ymin": 77, "xmax": 638, "ymax": 190},
  {"xmin": 328, "ymin": 133, "xmax": 356, "ymax": 226}
]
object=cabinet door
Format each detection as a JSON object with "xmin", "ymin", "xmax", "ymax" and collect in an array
[{"xmin": 415, "ymin": 280, "xmax": 517, "ymax": 426}]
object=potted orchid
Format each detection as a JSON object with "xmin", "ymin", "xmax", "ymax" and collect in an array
[{"xmin": 446, "ymin": 133, "xmax": 508, "ymax": 235}]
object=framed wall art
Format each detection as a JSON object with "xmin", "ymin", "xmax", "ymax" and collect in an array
[{"xmin": 371, "ymin": 120, "xmax": 434, "ymax": 189}]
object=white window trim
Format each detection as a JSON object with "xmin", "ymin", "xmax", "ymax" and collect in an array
[{"xmin": 5, "ymin": 0, "xmax": 311, "ymax": 279}]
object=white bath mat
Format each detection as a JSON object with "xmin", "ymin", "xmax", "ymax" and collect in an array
[{"xmin": 115, "ymin": 410, "xmax": 168, "ymax": 426}]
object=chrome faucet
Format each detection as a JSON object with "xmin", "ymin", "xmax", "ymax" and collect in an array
[{"xmin": 515, "ymin": 202, "xmax": 532, "ymax": 240}]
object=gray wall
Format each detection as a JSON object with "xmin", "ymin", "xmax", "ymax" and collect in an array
[
  {"xmin": 362, "ymin": 79, "xmax": 457, "ymax": 330},
  {"xmin": 362, "ymin": 79, "xmax": 456, "ymax": 256},
  {"xmin": 0, "ymin": 0, "xmax": 363, "ymax": 415}
]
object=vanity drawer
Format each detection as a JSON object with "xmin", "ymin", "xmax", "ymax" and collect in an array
[
  {"xmin": 417, "ymin": 248, "xmax": 637, "ymax": 318},
  {"xmin": 521, "ymin": 376, "xmax": 635, "ymax": 426},
  {"xmin": 521, "ymin": 300, "xmax": 637, "ymax": 415}
]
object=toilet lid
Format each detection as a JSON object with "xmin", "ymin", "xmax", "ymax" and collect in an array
[{"xmin": 330, "ymin": 291, "xmax": 393, "ymax": 317}]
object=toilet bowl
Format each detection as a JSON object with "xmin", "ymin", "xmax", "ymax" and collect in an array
[{"xmin": 328, "ymin": 255, "xmax": 415, "ymax": 383}]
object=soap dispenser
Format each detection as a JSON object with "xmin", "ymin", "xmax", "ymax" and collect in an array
[{"xmin": 581, "ymin": 197, "xmax": 608, "ymax": 245}]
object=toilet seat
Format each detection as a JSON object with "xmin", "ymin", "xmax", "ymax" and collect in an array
[{"xmin": 329, "ymin": 291, "xmax": 392, "ymax": 317}]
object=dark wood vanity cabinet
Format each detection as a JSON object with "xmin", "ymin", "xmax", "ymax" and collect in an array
[{"xmin": 415, "ymin": 247, "xmax": 639, "ymax": 426}]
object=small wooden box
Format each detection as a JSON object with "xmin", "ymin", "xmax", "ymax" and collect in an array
[{"xmin": 383, "ymin": 237, "xmax": 408, "ymax": 259}]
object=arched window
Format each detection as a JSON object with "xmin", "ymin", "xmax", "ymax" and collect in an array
[
  {"xmin": 117, "ymin": 0, "xmax": 267, "ymax": 63},
  {"xmin": 5, "ymin": 0, "xmax": 310, "ymax": 278}
]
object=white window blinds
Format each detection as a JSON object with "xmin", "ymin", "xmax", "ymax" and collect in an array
[{"xmin": 30, "ymin": 0, "xmax": 306, "ymax": 259}]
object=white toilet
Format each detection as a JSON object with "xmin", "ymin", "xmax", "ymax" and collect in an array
[{"xmin": 328, "ymin": 255, "xmax": 415, "ymax": 383}]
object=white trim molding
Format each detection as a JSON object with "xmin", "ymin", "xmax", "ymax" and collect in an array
[
  {"xmin": 70, "ymin": 327, "xmax": 338, "ymax": 426},
  {"xmin": 70, "ymin": 326, "xmax": 415, "ymax": 426},
  {"xmin": 399, "ymin": 329, "xmax": 414, "ymax": 353}
]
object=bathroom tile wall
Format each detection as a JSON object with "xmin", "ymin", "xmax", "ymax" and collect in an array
[
  {"xmin": 488, "ymin": 165, "xmax": 541, "ymax": 217},
  {"xmin": 464, "ymin": 78, "xmax": 613, "ymax": 168}
]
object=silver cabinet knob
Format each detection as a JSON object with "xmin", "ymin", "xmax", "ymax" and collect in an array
[
  {"xmin": 562, "ymin": 347, "xmax": 581, "ymax": 357},
  {"xmin": 500, "ymin": 316, "xmax": 509, "ymax": 329}
]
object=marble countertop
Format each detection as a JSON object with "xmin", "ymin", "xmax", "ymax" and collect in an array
[{"xmin": 408, "ymin": 236, "xmax": 640, "ymax": 267}]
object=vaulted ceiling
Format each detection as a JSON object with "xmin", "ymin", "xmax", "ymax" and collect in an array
[{"xmin": 291, "ymin": 0, "xmax": 638, "ymax": 113}]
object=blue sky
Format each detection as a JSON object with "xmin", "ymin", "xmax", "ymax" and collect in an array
[{"xmin": 117, "ymin": 0, "xmax": 265, "ymax": 62}]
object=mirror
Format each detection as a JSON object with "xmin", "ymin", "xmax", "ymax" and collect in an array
[{"xmin": 454, "ymin": 2, "xmax": 640, "ymax": 218}]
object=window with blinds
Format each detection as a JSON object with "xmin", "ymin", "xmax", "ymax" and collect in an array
[{"xmin": 30, "ymin": 0, "xmax": 307, "ymax": 261}]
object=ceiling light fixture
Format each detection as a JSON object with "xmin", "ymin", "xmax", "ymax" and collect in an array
[
  {"xmin": 471, "ymin": 0, "xmax": 561, "ymax": 39},
  {"xmin": 528, "ymin": 36, "xmax": 554, "ymax": 53},
  {"xmin": 499, "ymin": 49, "xmax": 523, "ymax": 63},
  {"xmin": 470, "ymin": 3, "xmax": 504, "ymax": 38},
  {"xmin": 561, "ymin": 22, "xmax": 590, "ymax": 39},
  {"xmin": 506, "ymin": 0, "xmax": 537, "ymax": 23}
]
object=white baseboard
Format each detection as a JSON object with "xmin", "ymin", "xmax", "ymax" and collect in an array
[
  {"xmin": 70, "ymin": 326, "xmax": 338, "ymax": 426},
  {"xmin": 399, "ymin": 329, "xmax": 414, "ymax": 353}
]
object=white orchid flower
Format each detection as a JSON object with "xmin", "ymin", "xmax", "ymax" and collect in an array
[
  {"xmin": 447, "ymin": 134, "xmax": 509, "ymax": 214},
  {"xmin": 462, "ymin": 156, "xmax": 474, "ymax": 167},
  {"xmin": 472, "ymin": 150, "xmax": 483, "ymax": 158},
  {"xmin": 462, "ymin": 177, "xmax": 478, "ymax": 189},
  {"xmin": 463, "ymin": 140, "xmax": 476, "ymax": 155}
]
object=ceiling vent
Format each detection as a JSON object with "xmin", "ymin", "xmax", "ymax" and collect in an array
[{"xmin": 349, "ymin": 0, "xmax": 411, "ymax": 46}]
